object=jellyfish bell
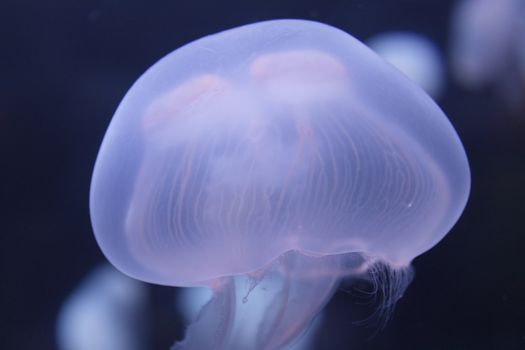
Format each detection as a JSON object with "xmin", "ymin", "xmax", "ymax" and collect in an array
[
  {"xmin": 249, "ymin": 50, "xmax": 349, "ymax": 103},
  {"xmin": 90, "ymin": 19, "xmax": 470, "ymax": 349}
]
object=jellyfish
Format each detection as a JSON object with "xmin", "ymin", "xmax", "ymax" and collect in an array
[
  {"xmin": 366, "ymin": 31, "xmax": 445, "ymax": 99},
  {"xmin": 90, "ymin": 19, "xmax": 470, "ymax": 349}
]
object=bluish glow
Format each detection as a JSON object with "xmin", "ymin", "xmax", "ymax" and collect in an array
[
  {"xmin": 367, "ymin": 31, "xmax": 445, "ymax": 98},
  {"xmin": 56, "ymin": 265, "xmax": 148, "ymax": 350}
]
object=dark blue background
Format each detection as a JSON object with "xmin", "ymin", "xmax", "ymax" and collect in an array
[{"xmin": 1, "ymin": 0, "xmax": 524, "ymax": 349}]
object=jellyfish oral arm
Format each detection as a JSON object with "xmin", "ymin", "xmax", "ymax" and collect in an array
[{"xmin": 173, "ymin": 251, "xmax": 344, "ymax": 350}]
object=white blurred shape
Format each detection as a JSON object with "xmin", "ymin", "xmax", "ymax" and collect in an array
[
  {"xmin": 518, "ymin": 16, "xmax": 525, "ymax": 82},
  {"xmin": 450, "ymin": 0, "xmax": 522, "ymax": 88},
  {"xmin": 56, "ymin": 264, "xmax": 148, "ymax": 350},
  {"xmin": 367, "ymin": 32, "xmax": 445, "ymax": 99}
]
